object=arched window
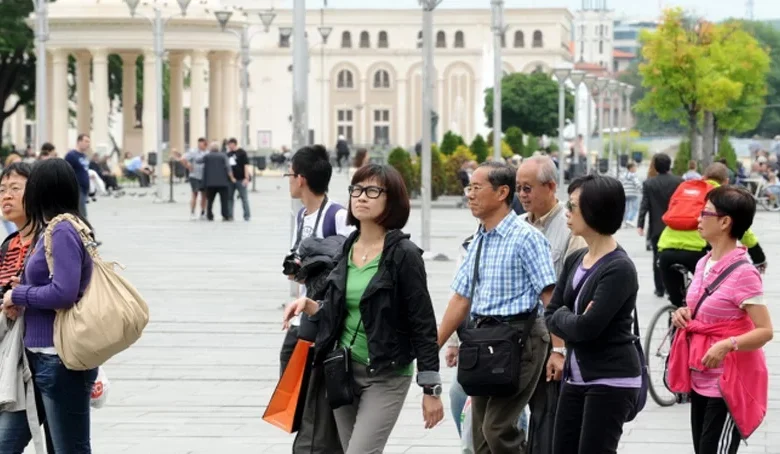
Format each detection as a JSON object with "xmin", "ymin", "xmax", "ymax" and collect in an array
[
  {"xmin": 373, "ymin": 69, "xmax": 390, "ymax": 89},
  {"xmin": 378, "ymin": 31, "xmax": 389, "ymax": 48},
  {"xmin": 417, "ymin": 30, "xmax": 423, "ymax": 48},
  {"xmin": 337, "ymin": 69, "xmax": 354, "ymax": 89},
  {"xmin": 359, "ymin": 31, "xmax": 370, "ymax": 48},
  {"xmin": 341, "ymin": 31, "xmax": 352, "ymax": 48},
  {"xmin": 436, "ymin": 30, "xmax": 446, "ymax": 48},
  {"xmin": 532, "ymin": 30, "xmax": 543, "ymax": 48},
  {"xmin": 599, "ymin": 40, "xmax": 604, "ymax": 54},
  {"xmin": 454, "ymin": 30, "xmax": 465, "ymax": 48},
  {"xmin": 514, "ymin": 31, "xmax": 524, "ymax": 48}
]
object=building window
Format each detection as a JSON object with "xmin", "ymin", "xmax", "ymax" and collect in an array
[
  {"xmin": 436, "ymin": 31, "xmax": 446, "ymax": 48},
  {"xmin": 417, "ymin": 30, "xmax": 423, "ymax": 48},
  {"xmin": 378, "ymin": 30, "xmax": 389, "ymax": 48},
  {"xmin": 532, "ymin": 30, "xmax": 543, "ymax": 48},
  {"xmin": 336, "ymin": 69, "xmax": 354, "ymax": 89},
  {"xmin": 373, "ymin": 109, "xmax": 390, "ymax": 145},
  {"xmin": 599, "ymin": 40, "xmax": 604, "ymax": 54},
  {"xmin": 341, "ymin": 31, "xmax": 352, "ymax": 48},
  {"xmin": 454, "ymin": 30, "xmax": 465, "ymax": 48},
  {"xmin": 279, "ymin": 32, "xmax": 290, "ymax": 48},
  {"xmin": 337, "ymin": 109, "xmax": 354, "ymax": 143},
  {"xmin": 514, "ymin": 31, "xmax": 524, "ymax": 48},
  {"xmin": 373, "ymin": 69, "xmax": 390, "ymax": 89},
  {"xmin": 360, "ymin": 31, "xmax": 370, "ymax": 48}
]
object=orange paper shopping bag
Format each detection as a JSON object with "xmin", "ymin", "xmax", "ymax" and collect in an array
[{"xmin": 263, "ymin": 339, "xmax": 314, "ymax": 433}]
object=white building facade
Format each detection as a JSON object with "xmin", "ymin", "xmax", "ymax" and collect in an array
[{"xmin": 572, "ymin": 1, "xmax": 614, "ymax": 70}]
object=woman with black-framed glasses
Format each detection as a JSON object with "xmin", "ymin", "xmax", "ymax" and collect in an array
[{"xmin": 283, "ymin": 163, "xmax": 443, "ymax": 453}]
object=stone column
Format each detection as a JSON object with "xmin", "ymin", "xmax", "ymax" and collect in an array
[
  {"xmin": 51, "ymin": 48, "xmax": 69, "ymax": 152},
  {"xmin": 208, "ymin": 51, "xmax": 224, "ymax": 142},
  {"xmin": 120, "ymin": 53, "xmax": 138, "ymax": 135},
  {"xmin": 360, "ymin": 78, "xmax": 367, "ymax": 144},
  {"xmin": 220, "ymin": 51, "xmax": 237, "ymax": 141},
  {"xmin": 91, "ymin": 48, "xmax": 109, "ymax": 152},
  {"xmin": 46, "ymin": 52, "xmax": 53, "ymax": 143},
  {"xmin": 168, "ymin": 51, "xmax": 185, "ymax": 154},
  {"xmin": 189, "ymin": 50, "xmax": 208, "ymax": 146},
  {"xmin": 397, "ymin": 79, "xmax": 407, "ymax": 146},
  {"xmin": 13, "ymin": 103, "xmax": 26, "ymax": 150},
  {"xmin": 142, "ymin": 48, "xmax": 157, "ymax": 157},
  {"xmin": 75, "ymin": 51, "xmax": 92, "ymax": 137}
]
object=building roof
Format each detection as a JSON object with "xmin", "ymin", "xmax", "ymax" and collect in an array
[{"xmin": 613, "ymin": 49, "xmax": 635, "ymax": 59}]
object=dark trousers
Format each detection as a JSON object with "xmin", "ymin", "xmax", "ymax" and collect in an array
[
  {"xmin": 552, "ymin": 383, "xmax": 639, "ymax": 454},
  {"xmin": 292, "ymin": 365, "xmax": 344, "ymax": 454},
  {"xmin": 205, "ymin": 186, "xmax": 230, "ymax": 220},
  {"xmin": 471, "ymin": 318, "xmax": 549, "ymax": 454},
  {"xmin": 690, "ymin": 391, "xmax": 741, "ymax": 454},
  {"xmin": 78, "ymin": 191, "xmax": 88, "ymax": 219},
  {"xmin": 336, "ymin": 152, "xmax": 349, "ymax": 170},
  {"xmin": 525, "ymin": 349, "xmax": 560, "ymax": 454},
  {"xmin": 658, "ymin": 248, "xmax": 707, "ymax": 307},
  {"xmin": 651, "ymin": 234, "xmax": 665, "ymax": 294}
]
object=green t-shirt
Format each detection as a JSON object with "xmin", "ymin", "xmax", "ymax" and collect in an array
[{"xmin": 339, "ymin": 246, "xmax": 414, "ymax": 377}]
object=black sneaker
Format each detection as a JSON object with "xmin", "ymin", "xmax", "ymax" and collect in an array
[{"xmin": 654, "ymin": 290, "xmax": 665, "ymax": 298}]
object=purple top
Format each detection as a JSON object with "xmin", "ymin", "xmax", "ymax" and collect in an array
[
  {"xmin": 11, "ymin": 222, "xmax": 93, "ymax": 348},
  {"xmin": 568, "ymin": 263, "xmax": 641, "ymax": 388}
]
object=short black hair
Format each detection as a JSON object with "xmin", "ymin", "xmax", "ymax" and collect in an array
[
  {"xmin": 198, "ymin": 137, "xmax": 207, "ymax": 144},
  {"xmin": 228, "ymin": 138, "xmax": 238, "ymax": 145},
  {"xmin": 1, "ymin": 161, "xmax": 32, "ymax": 181},
  {"xmin": 40, "ymin": 142, "xmax": 55, "ymax": 154},
  {"xmin": 706, "ymin": 186, "xmax": 755, "ymax": 239},
  {"xmin": 652, "ymin": 153, "xmax": 672, "ymax": 174},
  {"xmin": 568, "ymin": 174, "xmax": 625, "ymax": 235},
  {"xmin": 291, "ymin": 144, "xmax": 332, "ymax": 195},
  {"xmin": 478, "ymin": 161, "xmax": 516, "ymax": 206},
  {"xmin": 76, "ymin": 133, "xmax": 90, "ymax": 143},
  {"xmin": 347, "ymin": 164, "xmax": 410, "ymax": 230}
]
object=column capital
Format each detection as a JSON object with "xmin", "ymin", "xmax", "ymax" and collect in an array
[
  {"xmin": 118, "ymin": 52, "xmax": 140, "ymax": 64},
  {"xmin": 143, "ymin": 48, "xmax": 155, "ymax": 59},
  {"xmin": 74, "ymin": 50, "xmax": 91, "ymax": 62},
  {"xmin": 168, "ymin": 51, "xmax": 185, "ymax": 65},
  {"xmin": 191, "ymin": 49, "xmax": 208, "ymax": 61},
  {"xmin": 50, "ymin": 48, "xmax": 69, "ymax": 63},
  {"xmin": 90, "ymin": 47, "xmax": 108, "ymax": 61}
]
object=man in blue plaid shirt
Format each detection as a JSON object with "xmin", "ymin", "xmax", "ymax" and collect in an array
[{"xmin": 437, "ymin": 161, "xmax": 557, "ymax": 454}]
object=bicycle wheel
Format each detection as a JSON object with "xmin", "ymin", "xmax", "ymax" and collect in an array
[{"xmin": 644, "ymin": 304, "xmax": 678, "ymax": 407}]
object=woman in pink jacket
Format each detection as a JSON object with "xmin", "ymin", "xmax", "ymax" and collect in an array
[{"xmin": 668, "ymin": 186, "xmax": 773, "ymax": 454}]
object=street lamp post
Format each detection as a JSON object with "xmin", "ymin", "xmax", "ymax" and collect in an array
[
  {"xmin": 595, "ymin": 77, "xmax": 610, "ymax": 174},
  {"xmin": 419, "ymin": 0, "xmax": 442, "ymax": 254},
  {"xmin": 608, "ymin": 79, "xmax": 620, "ymax": 175},
  {"xmin": 491, "ymin": 0, "xmax": 504, "ymax": 160},
  {"xmin": 125, "ymin": 0, "xmax": 193, "ymax": 203},
  {"xmin": 214, "ymin": 7, "xmax": 277, "ymax": 149},
  {"xmin": 33, "ymin": 0, "xmax": 49, "ymax": 152},
  {"xmin": 318, "ymin": 9, "xmax": 332, "ymax": 146},
  {"xmin": 582, "ymin": 73, "xmax": 598, "ymax": 175},
  {"xmin": 624, "ymin": 84, "xmax": 635, "ymax": 159},
  {"xmin": 568, "ymin": 70, "xmax": 586, "ymax": 179},
  {"xmin": 552, "ymin": 66, "xmax": 571, "ymax": 190}
]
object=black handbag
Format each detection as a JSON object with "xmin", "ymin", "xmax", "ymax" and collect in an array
[
  {"xmin": 322, "ymin": 321, "xmax": 362, "ymax": 409},
  {"xmin": 456, "ymin": 237, "xmax": 538, "ymax": 397}
]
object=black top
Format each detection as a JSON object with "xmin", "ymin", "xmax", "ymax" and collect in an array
[
  {"xmin": 228, "ymin": 148, "xmax": 250, "ymax": 181},
  {"xmin": 544, "ymin": 246, "xmax": 642, "ymax": 381},
  {"xmin": 638, "ymin": 173, "xmax": 683, "ymax": 240}
]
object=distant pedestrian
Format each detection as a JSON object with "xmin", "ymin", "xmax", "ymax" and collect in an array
[
  {"xmin": 201, "ymin": 141, "xmax": 234, "ymax": 221},
  {"xmin": 182, "ymin": 138, "xmax": 208, "ymax": 220},
  {"xmin": 64, "ymin": 133, "xmax": 92, "ymax": 219},
  {"xmin": 226, "ymin": 138, "xmax": 251, "ymax": 221}
]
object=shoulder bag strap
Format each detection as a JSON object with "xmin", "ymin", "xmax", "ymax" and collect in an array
[
  {"xmin": 468, "ymin": 235, "xmax": 484, "ymax": 306},
  {"xmin": 291, "ymin": 196, "xmax": 328, "ymax": 251},
  {"xmin": 690, "ymin": 259, "xmax": 750, "ymax": 320}
]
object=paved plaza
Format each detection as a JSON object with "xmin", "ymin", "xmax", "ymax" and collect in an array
[{"xmin": 30, "ymin": 174, "xmax": 780, "ymax": 454}]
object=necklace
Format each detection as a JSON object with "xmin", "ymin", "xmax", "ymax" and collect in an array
[{"xmin": 357, "ymin": 241, "xmax": 383, "ymax": 264}]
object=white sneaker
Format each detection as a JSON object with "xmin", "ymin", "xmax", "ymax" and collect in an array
[{"xmin": 190, "ymin": 213, "xmax": 197, "ymax": 221}]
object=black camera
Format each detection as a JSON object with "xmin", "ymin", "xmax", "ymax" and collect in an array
[{"xmin": 282, "ymin": 252, "xmax": 301, "ymax": 276}]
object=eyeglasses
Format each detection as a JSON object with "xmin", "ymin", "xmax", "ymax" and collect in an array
[
  {"xmin": 0, "ymin": 186, "xmax": 24, "ymax": 196},
  {"xmin": 349, "ymin": 185, "xmax": 386, "ymax": 199},
  {"xmin": 700, "ymin": 210, "xmax": 724, "ymax": 218},
  {"xmin": 283, "ymin": 173, "xmax": 298, "ymax": 178},
  {"xmin": 566, "ymin": 200, "xmax": 578, "ymax": 212},
  {"xmin": 516, "ymin": 184, "xmax": 533, "ymax": 194}
]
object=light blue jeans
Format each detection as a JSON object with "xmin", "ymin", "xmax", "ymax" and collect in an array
[
  {"xmin": 449, "ymin": 376, "xmax": 528, "ymax": 437},
  {"xmin": 624, "ymin": 196, "xmax": 639, "ymax": 224}
]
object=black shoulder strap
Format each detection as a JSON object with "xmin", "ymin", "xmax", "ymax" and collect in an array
[
  {"xmin": 468, "ymin": 235, "xmax": 484, "ymax": 304},
  {"xmin": 292, "ymin": 196, "xmax": 329, "ymax": 251},
  {"xmin": 690, "ymin": 259, "xmax": 750, "ymax": 320}
]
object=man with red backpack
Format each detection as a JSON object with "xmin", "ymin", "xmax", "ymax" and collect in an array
[{"xmin": 657, "ymin": 163, "xmax": 767, "ymax": 308}]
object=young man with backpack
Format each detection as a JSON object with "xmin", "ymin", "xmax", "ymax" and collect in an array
[{"xmin": 657, "ymin": 162, "xmax": 767, "ymax": 308}]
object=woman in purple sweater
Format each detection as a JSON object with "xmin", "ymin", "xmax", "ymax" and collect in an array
[{"xmin": 0, "ymin": 158, "xmax": 96, "ymax": 453}]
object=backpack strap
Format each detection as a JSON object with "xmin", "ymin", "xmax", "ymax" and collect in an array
[
  {"xmin": 43, "ymin": 214, "xmax": 98, "ymax": 278},
  {"xmin": 690, "ymin": 259, "xmax": 750, "ymax": 320},
  {"xmin": 321, "ymin": 203, "xmax": 344, "ymax": 238}
]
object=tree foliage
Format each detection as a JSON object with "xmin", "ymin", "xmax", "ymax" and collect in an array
[
  {"xmin": 443, "ymin": 145, "xmax": 476, "ymax": 195},
  {"xmin": 617, "ymin": 62, "xmax": 686, "ymax": 135},
  {"xmin": 739, "ymin": 21, "xmax": 780, "ymax": 137},
  {"xmin": 470, "ymin": 134, "xmax": 489, "ymax": 163},
  {"xmin": 672, "ymin": 140, "xmax": 692, "ymax": 176},
  {"xmin": 504, "ymin": 126, "xmax": 525, "ymax": 156},
  {"xmin": 440, "ymin": 131, "xmax": 464, "ymax": 156},
  {"xmin": 387, "ymin": 146, "xmax": 414, "ymax": 195},
  {"xmin": 484, "ymin": 72, "xmax": 574, "ymax": 137},
  {"xmin": 0, "ymin": 0, "xmax": 36, "ymax": 149}
]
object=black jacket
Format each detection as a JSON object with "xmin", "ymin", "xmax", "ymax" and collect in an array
[
  {"xmin": 312, "ymin": 230, "xmax": 440, "ymax": 383},
  {"xmin": 638, "ymin": 172, "xmax": 683, "ymax": 240},
  {"xmin": 297, "ymin": 235, "xmax": 347, "ymax": 301},
  {"xmin": 544, "ymin": 247, "xmax": 642, "ymax": 382},
  {"xmin": 201, "ymin": 151, "xmax": 232, "ymax": 188}
]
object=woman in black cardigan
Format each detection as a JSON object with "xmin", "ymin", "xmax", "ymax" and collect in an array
[{"xmin": 544, "ymin": 175, "xmax": 642, "ymax": 454}]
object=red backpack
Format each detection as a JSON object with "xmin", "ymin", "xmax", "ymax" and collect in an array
[{"xmin": 662, "ymin": 180, "xmax": 714, "ymax": 230}]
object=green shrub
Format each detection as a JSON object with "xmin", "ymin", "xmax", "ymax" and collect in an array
[
  {"xmin": 443, "ymin": 145, "xmax": 476, "ymax": 195},
  {"xmin": 716, "ymin": 136, "xmax": 738, "ymax": 172},
  {"xmin": 410, "ymin": 145, "xmax": 447, "ymax": 200},
  {"xmin": 672, "ymin": 140, "xmax": 692, "ymax": 176},
  {"xmin": 526, "ymin": 136, "xmax": 539, "ymax": 156},
  {"xmin": 470, "ymin": 134, "xmax": 489, "ymax": 163},
  {"xmin": 505, "ymin": 127, "xmax": 524, "ymax": 156},
  {"xmin": 387, "ymin": 147, "xmax": 414, "ymax": 195},
  {"xmin": 488, "ymin": 140, "xmax": 514, "ymax": 160},
  {"xmin": 440, "ymin": 131, "xmax": 465, "ymax": 156}
]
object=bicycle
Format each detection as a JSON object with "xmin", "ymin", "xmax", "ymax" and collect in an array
[{"xmin": 644, "ymin": 263, "xmax": 690, "ymax": 407}]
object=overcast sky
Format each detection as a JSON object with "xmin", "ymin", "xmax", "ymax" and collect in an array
[{"xmin": 269, "ymin": 0, "xmax": 780, "ymax": 21}]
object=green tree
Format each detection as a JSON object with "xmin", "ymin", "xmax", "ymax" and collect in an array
[
  {"xmin": 484, "ymin": 72, "xmax": 574, "ymax": 137},
  {"xmin": 387, "ymin": 146, "xmax": 414, "ymax": 195},
  {"xmin": 470, "ymin": 134, "xmax": 489, "ymax": 163},
  {"xmin": 715, "ymin": 136, "xmax": 738, "ymax": 172},
  {"xmin": 488, "ymin": 140, "xmax": 514, "ymax": 159},
  {"xmin": 617, "ymin": 62, "xmax": 686, "ymax": 135},
  {"xmin": 0, "ymin": 0, "xmax": 35, "ymax": 149},
  {"xmin": 504, "ymin": 126, "xmax": 525, "ymax": 156},
  {"xmin": 443, "ymin": 145, "xmax": 476, "ymax": 195},
  {"xmin": 672, "ymin": 140, "xmax": 693, "ymax": 176},
  {"xmin": 431, "ymin": 145, "xmax": 446, "ymax": 199},
  {"xmin": 737, "ymin": 20, "xmax": 780, "ymax": 136},
  {"xmin": 526, "ymin": 135, "xmax": 540, "ymax": 155},
  {"xmin": 440, "ymin": 131, "xmax": 465, "ymax": 156}
]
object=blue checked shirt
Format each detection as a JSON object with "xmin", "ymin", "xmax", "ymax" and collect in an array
[{"xmin": 452, "ymin": 211, "xmax": 557, "ymax": 317}]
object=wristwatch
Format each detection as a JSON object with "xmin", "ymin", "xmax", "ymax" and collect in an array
[
  {"xmin": 423, "ymin": 384, "xmax": 443, "ymax": 397},
  {"xmin": 552, "ymin": 347, "xmax": 567, "ymax": 357}
]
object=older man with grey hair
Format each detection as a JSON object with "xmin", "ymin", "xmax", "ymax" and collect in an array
[
  {"xmin": 201, "ymin": 141, "xmax": 235, "ymax": 221},
  {"xmin": 516, "ymin": 155, "xmax": 586, "ymax": 454}
]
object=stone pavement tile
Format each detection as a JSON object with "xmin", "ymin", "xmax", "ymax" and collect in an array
[{"xmin": 21, "ymin": 177, "xmax": 780, "ymax": 453}]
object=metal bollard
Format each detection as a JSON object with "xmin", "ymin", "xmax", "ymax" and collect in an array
[
  {"xmin": 252, "ymin": 156, "xmax": 258, "ymax": 193},
  {"xmin": 168, "ymin": 158, "xmax": 176, "ymax": 203}
]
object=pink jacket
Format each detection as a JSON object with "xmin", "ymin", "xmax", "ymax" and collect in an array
[{"xmin": 667, "ymin": 317, "xmax": 767, "ymax": 439}]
